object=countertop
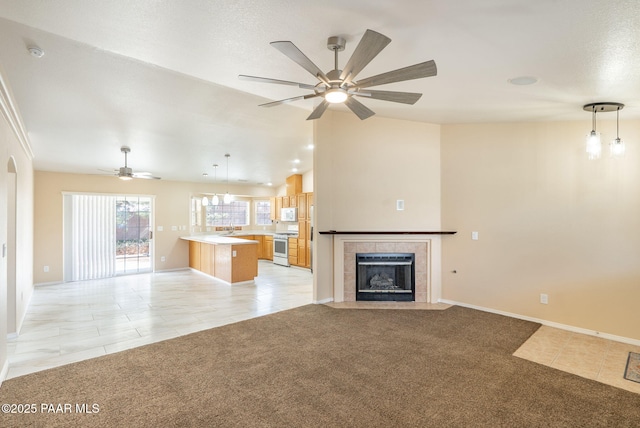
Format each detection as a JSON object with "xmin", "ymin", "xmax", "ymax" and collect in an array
[{"xmin": 180, "ymin": 235, "xmax": 259, "ymax": 245}]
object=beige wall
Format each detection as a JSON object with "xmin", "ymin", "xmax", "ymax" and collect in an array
[
  {"xmin": 441, "ymin": 120, "xmax": 640, "ymax": 341},
  {"xmin": 313, "ymin": 111, "xmax": 441, "ymax": 302},
  {"xmin": 34, "ymin": 171, "xmax": 276, "ymax": 284}
]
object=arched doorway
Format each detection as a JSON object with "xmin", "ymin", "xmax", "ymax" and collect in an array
[{"xmin": 7, "ymin": 157, "xmax": 17, "ymax": 335}]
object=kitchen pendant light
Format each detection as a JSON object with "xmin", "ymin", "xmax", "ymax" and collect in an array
[
  {"xmin": 583, "ymin": 102, "xmax": 625, "ymax": 160},
  {"xmin": 585, "ymin": 105, "xmax": 601, "ymax": 160},
  {"xmin": 610, "ymin": 107, "xmax": 625, "ymax": 158},
  {"xmin": 212, "ymin": 164, "xmax": 220, "ymax": 205},
  {"xmin": 224, "ymin": 154, "xmax": 231, "ymax": 204}
]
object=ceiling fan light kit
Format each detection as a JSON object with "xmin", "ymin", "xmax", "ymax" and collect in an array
[{"xmin": 239, "ymin": 29, "xmax": 437, "ymax": 120}]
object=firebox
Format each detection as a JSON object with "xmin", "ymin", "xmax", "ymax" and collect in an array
[{"xmin": 356, "ymin": 253, "xmax": 415, "ymax": 301}]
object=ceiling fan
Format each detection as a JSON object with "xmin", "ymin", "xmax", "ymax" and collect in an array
[
  {"xmin": 239, "ymin": 29, "xmax": 437, "ymax": 120},
  {"xmin": 100, "ymin": 146, "xmax": 161, "ymax": 180}
]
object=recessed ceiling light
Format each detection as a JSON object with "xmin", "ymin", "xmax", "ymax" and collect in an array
[
  {"xmin": 292, "ymin": 168, "xmax": 298, "ymax": 172},
  {"xmin": 307, "ymin": 144, "xmax": 314, "ymax": 150},
  {"xmin": 266, "ymin": 182, "xmax": 273, "ymax": 186},
  {"xmin": 293, "ymin": 159, "xmax": 300, "ymax": 164},
  {"xmin": 508, "ymin": 76, "xmax": 539, "ymax": 86}
]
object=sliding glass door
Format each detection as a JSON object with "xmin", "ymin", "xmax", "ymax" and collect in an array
[
  {"xmin": 63, "ymin": 193, "xmax": 154, "ymax": 282},
  {"xmin": 116, "ymin": 196, "xmax": 152, "ymax": 275}
]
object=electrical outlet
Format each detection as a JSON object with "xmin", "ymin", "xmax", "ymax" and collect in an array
[
  {"xmin": 540, "ymin": 293, "xmax": 548, "ymax": 304},
  {"xmin": 232, "ymin": 250, "xmax": 237, "ymax": 257},
  {"xmin": 160, "ymin": 256, "xmax": 166, "ymax": 262},
  {"xmin": 44, "ymin": 265, "xmax": 49, "ymax": 273}
]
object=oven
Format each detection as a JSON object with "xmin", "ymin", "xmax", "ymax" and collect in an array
[{"xmin": 273, "ymin": 234, "xmax": 290, "ymax": 266}]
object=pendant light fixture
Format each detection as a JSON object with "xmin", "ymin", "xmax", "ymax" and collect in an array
[
  {"xmin": 211, "ymin": 164, "xmax": 220, "ymax": 205},
  {"xmin": 610, "ymin": 106, "xmax": 625, "ymax": 158},
  {"xmin": 583, "ymin": 102, "xmax": 625, "ymax": 160},
  {"xmin": 584, "ymin": 104, "xmax": 602, "ymax": 160},
  {"xmin": 223, "ymin": 154, "xmax": 231, "ymax": 204}
]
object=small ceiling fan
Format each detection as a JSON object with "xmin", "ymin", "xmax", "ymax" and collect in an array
[
  {"xmin": 100, "ymin": 146, "xmax": 161, "ymax": 180},
  {"xmin": 239, "ymin": 29, "xmax": 437, "ymax": 120}
]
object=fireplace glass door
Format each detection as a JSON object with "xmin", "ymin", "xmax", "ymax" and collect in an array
[{"xmin": 356, "ymin": 253, "xmax": 415, "ymax": 301}]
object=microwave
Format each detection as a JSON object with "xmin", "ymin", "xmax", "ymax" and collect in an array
[{"xmin": 280, "ymin": 207, "xmax": 297, "ymax": 222}]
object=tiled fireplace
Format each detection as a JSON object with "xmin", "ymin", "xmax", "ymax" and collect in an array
[{"xmin": 342, "ymin": 241, "xmax": 430, "ymax": 303}]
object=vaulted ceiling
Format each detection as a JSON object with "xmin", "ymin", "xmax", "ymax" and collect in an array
[{"xmin": 1, "ymin": 0, "xmax": 639, "ymax": 185}]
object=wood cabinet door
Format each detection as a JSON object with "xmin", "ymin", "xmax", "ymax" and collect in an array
[
  {"xmin": 275, "ymin": 197, "xmax": 283, "ymax": 220},
  {"xmin": 298, "ymin": 238, "xmax": 306, "ymax": 267},
  {"xmin": 264, "ymin": 236, "xmax": 273, "ymax": 260},
  {"xmin": 297, "ymin": 193, "xmax": 306, "ymax": 219},
  {"xmin": 189, "ymin": 241, "xmax": 201, "ymax": 270},
  {"xmin": 254, "ymin": 235, "xmax": 264, "ymax": 259},
  {"xmin": 282, "ymin": 196, "xmax": 290, "ymax": 208},
  {"xmin": 290, "ymin": 195, "xmax": 297, "ymax": 207},
  {"xmin": 306, "ymin": 193, "xmax": 313, "ymax": 220}
]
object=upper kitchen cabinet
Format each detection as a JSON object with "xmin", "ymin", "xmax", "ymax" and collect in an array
[
  {"xmin": 286, "ymin": 174, "xmax": 302, "ymax": 196},
  {"xmin": 297, "ymin": 193, "xmax": 307, "ymax": 220}
]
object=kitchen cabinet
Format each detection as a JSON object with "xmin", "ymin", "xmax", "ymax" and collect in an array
[
  {"xmin": 282, "ymin": 196, "xmax": 290, "ymax": 208},
  {"xmin": 306, "ymin": 193, "xmax": 313, "ymax": 221},
  {"xmin": 288, "ymin": 237, "xmax": 298, "ymax": 266},
  {"xmin": 189, "ymin": 241, "xmax": 201, "ymax": 270},
  {"xmin": 297, "ymin": 193, "xmax": 307, "ymax": 220},
  {"xmin": 286, "ymin": 174, "xmax": 302, "ymax": 196},
  {"xmin": 182, "ymin": 236, "xmax": 258, "ymax": 283},
  {"xmin": 263, "ymin": 235, "xmax": 273, "ymax": 260},
  {"xmin": 289, "ymin": 195, "xmax": 297, "ymax": 207},
  {"xmin": 253, "ymin": 235, "xmax": 264, "ymax": 259},
  {"xmin": 275, "ymin": 197, "xmax": 283, "ymax": 220}
]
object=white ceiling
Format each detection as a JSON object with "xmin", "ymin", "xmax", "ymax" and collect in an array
[{"xmin": 1, "ymin": 0, "xmax": 639, "ymax": 185}]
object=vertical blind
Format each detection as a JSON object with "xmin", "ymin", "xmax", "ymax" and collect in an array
[{"xmin": 71, "ymin": 194, "xmax": 116, "ymax": 281}]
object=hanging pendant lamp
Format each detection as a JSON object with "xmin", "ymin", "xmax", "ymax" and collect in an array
[
  {"xmin": 610, "ymin": 106, "xmax": 625, "ymax": 158},
  {"xmin": 583, "ymin": 102, "xmax": 625, "ymax": 160}
]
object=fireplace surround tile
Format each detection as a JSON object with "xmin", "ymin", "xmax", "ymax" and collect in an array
[{"xmin": 342, "ymin": 240, "xmax": 429, "ymax": 303}]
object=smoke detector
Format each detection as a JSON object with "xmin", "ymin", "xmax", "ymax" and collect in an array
[{"xmin": 28, "ymin": 46, "xmax": 44, "ymax": 58}]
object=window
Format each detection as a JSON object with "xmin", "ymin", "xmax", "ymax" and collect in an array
[
  {"xmin": 191, "ymin": 197, "xmax": 202, "ymax": 227},
  {"xmin": 206, "ymin": 200, "xmax": 250, "ymax": 226},
  {"xmin": 255, "ymin": 200, "xmax": 272, "ymax": 226}
]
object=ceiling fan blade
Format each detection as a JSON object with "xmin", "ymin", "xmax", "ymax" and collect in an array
[
  {"xmin": 133, "ymin": 172, "xmax": 161, "ymax": 180},
  {"xmin": 306, "ymin": 99, "xmax": 330, "ymax": 120},
  {"xmin": 98, "ymin": 168, "xmax": 118, "ymax": 173},
  {"xmin": 259, "ymin": 93, "xmax": 319, "ymax": 108},
  {"xmin": 344, "ymin": 97, "xmax": 375, "ymax": 120},
  {"xmin": 238, "ymin": 75, "xmax": 317, "ymax": 90},
  {"xmin": 270, "ymin": 41, "xmax": 330, "ymax": 85},
  {"xmin": 352, "ymin": 89, "xmax": 422, "ymax": 105},
  {"xmin": 354, "ymin": 60, "xmax": 437, "ymax": 89},
  {"xmin": 340, "ymin": 29, "xmax": 391, "ymax": 84}
]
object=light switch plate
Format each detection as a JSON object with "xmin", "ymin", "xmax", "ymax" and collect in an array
[
  {"xmin": 471, "ymin": 231, "xmax": 479, "ymax": 240},
  {"xmin": 396, "ymin": 200, "xmax": 404, "ymax": 211}
]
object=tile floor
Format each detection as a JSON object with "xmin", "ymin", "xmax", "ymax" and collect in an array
[
  {"xmin": 6, "ymin": 261, "xmax": 313, "ymax": 379},
  {"xmin": 6, "ymin": 268, "xmax": 640, "ymax": 397},
  {"xmin": 514, "ymin": 325, "xmax": 640, "ymax": 394}
]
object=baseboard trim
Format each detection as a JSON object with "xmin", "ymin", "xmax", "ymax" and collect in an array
[
  {"xmin": 314, "ymin": 297, "xmax": 334, "ymax": 304},
  {"xmin": 34, "ymin": 281, "xmax": 64, "ymax": 287},
  {"xmin": 439, "ymin": 299, "xmax": 640, "ymax": 347}
]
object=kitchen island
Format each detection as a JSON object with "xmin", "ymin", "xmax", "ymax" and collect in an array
[{"xmin": 181, "ymin": 235, "xmax": 258, "ymax": 284}]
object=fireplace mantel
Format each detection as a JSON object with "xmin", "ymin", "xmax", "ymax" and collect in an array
[{"xmin": 319, "ymin": 231, "xmax": 456, "ymax": 235}]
